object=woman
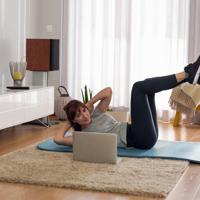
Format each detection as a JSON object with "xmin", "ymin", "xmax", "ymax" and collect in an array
[{"xmin": 54, "ymin": 56, "xmax": 200, "ymax": 149}]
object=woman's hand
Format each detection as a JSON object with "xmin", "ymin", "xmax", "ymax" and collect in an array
[{"xmin": 85, "ymin": 101, "xmax": 94, "ymax": 113}]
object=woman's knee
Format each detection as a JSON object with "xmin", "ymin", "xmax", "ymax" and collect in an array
[
  {"xmin": 132, "ymin": 81, "xmax": 143, "ymax": 90},
  {"xmin": 131, "ymin": 81, "xmax": 145, "ymax": 98},
  {"xmin": 132, "ymin": 81, "xmax": 146, "ymax": 93}
]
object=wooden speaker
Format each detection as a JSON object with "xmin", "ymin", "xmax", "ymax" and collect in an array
[{"xmin": 26, "ymin": 39, "xmax": 59, "ymax": 71}]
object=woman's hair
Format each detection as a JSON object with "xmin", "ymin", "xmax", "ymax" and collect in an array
[{"xmin": 64, "ymin": 100, "xmax": 87, "ymax": 131}]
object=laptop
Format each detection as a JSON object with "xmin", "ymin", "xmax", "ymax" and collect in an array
[{"xmin": 73, "ymin": 131, "xmax": 118, "ymax": 164}]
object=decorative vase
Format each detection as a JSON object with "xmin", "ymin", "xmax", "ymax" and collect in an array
[{"xmin": 9, "ymin": 61, "xmax": 27, "ymax": 87}]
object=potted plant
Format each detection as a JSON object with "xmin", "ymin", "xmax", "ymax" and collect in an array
[{"xmin": 81, "ymin": 85, "xmax": 92, "ymax": 104}]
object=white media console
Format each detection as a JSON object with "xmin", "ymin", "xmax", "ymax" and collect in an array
[{"xmin": 0, "ymin": 86, "xmax": 54, "ymax": 130}]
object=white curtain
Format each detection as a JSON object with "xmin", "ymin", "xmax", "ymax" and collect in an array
[
  {"xmin": 64, "ymin": 0, "xmax": 190, "ymax": 110},
  {"xmin": 188, "ymin": 0, "xmax": 200, "ymax": 62}
]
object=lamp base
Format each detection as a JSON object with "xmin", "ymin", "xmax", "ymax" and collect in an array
[
  {"xmin": 7, "ymin": 86, "xmax": 30, "ymax": 90},
  {"xmin": 14, "ymin": 80, "xmax": 23, "ymax": 87}
]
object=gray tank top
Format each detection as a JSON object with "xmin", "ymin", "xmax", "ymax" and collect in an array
[{"xmin": 82, "ymin": 107, "xmax": 127, "ymax": 147}]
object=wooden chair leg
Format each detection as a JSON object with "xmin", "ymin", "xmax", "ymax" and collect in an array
[
  {"xmin": 173, "ymin": 111, "xmax": 181, "ymax": 127},
  {"xmin": 196, "ymin": 105, "xmax": 200, "ymax": 111}
]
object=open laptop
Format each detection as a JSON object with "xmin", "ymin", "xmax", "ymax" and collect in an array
[{"xmin": 73, "ymin": 131, "xmax": 118, "ymax": 164}]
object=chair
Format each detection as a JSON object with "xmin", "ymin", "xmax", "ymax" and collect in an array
[
  {"xmin": 172, "ymin": 66, "xmax": 200, "ymax": 127},
  {"xmin": 173, "ymin": 104, "xmax": 200, "ymax": 126}
]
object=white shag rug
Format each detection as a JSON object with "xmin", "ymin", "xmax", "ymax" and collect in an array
[{"xmin": 0, "ymin": 146, "xmax": 188, "ymax": 198}]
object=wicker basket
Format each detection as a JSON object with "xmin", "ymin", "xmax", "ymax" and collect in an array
[{"xmin": 55, "ymin": 86, "xmax": 73, "ymax": 120}]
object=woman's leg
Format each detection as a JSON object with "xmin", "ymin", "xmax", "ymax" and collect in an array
[
  {"xmin": 147, "ymin": 94, "xmax": 158, "ymax": 133},
  {"xmin": 141, "ymin": 75, "xmax": 186, "ymax": 134},
  {"xmin": 127, "ymin": 73, "xmax": 187, "ymax": 149}
]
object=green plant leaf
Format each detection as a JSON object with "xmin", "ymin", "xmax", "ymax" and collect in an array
[
  {"xmin": 84, "ymin": 85, "xmax": 88, "ymax": 103},
  {"xmin": 81, "ymin": 85, "xmax": 92, "ymax": 104},
  {"xmin": 81, "ymin": 89, "xmax": 85, "ymax": 103}
]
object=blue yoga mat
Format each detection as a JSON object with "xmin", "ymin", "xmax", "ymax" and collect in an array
[{"xmin": 37, "ymin": 139, "xmax": 200, "ymax": 163}]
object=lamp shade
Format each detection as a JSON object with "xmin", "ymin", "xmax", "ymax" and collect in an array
[{"xmin": 26, "ymin": 39, "xmax": 59, "ymax": 71}]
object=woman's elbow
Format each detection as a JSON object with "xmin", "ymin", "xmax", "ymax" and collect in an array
[
  {"xmin": 106, "ymin": 87, "xmax": 112, "ymax": 96},
  {"xmin": 53, "ymin": 135, "xmax": 62, "ymax": 145}
]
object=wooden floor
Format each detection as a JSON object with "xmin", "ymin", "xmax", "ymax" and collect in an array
[{"xmin": 0, "ymin": 121, "xmax": 200, "ymax": 200}]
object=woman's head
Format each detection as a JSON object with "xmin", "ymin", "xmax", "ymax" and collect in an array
[{"xmin": 64, "ymin": 100, "xmax": 91, "ymax": 130}]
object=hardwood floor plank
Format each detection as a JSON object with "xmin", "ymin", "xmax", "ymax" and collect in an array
[
  {"xmin": 166, "ymin": 164, "xmax": 200, "ymax": 200},
  {"xmin": 0, "ymin": 182, "xmax": 163, "ymax": 200},
  {"xmin": 194, "ymin": 183, "xmax": 200, "ymax": 200}
]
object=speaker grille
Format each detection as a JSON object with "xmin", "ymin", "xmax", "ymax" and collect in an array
[{"xmin": 26, "ymin": 39, "xmax": 59, "ymax": 71}]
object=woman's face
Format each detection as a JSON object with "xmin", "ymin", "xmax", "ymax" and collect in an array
[{"xmin": 73, "ymin": 106, "xmax": 91, "ymax": 126}]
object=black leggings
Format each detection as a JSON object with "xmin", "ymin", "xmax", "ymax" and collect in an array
[{"xmin": 126, "ymin": 74, "xmax": 184, "ymax": 149}]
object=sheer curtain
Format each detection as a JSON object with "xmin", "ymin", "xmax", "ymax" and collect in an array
[
  {"xmin": 63, "ymin": 0, "xmax": 190, "ymax": 111},
  {"xmin": 188, "ymin": 0, "xmax": 200, "ymax": 62}
]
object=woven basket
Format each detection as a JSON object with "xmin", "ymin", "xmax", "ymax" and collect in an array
[{"xmin": 55, "ymin": 86, "xmax": 73, "ymax": 120}]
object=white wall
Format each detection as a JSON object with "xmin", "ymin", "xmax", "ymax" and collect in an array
[
  {"xmin": 27, "ymin": 0, "xmax": 62, "ymax": 39},
  {"xmin": 0, "ymin": 0, "xmax": 64, "ymax": 95},
  {"xmin": 26, "ymin": 0, "xmax": 63, "ymax": 89},
  {"xmin": 0, "ymin": 0, "xmax": 32, "ymax": 88}
]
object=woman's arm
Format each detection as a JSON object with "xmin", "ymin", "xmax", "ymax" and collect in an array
[
  {"xmin": 86, "ymin": 87, "xmax": 112, "ymax": 113},
  {"xmin": 53, "ymin": 120, "xmax": 73, "ymax": 146}
]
